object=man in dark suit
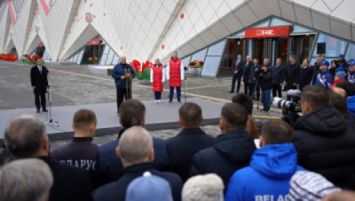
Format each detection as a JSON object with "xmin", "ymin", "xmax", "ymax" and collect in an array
[
  {"xmin": 166, "ymin": 102, "xmax": 215, "ymax": 181},
  {"xmin": 242, "ymin": 55, "xmax": 253, "ymax": 95},
  {"xmin": 230, "ymin": 54, "xmax": 244, "ymax": 93},
  {"xmin": 30, "ymin": 57, "xmax": 49, "ymax": 113}
]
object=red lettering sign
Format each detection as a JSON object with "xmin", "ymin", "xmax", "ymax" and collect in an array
[{"xmin": 245, "ymin": 26, "xmax": 292, "ymax": 38}]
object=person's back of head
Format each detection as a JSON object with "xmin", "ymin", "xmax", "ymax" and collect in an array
[
  {"xmin": 72, "ymin": 109, "xmax": 97, "ymax": 137},
  {"xmin": 300, "ymin": 86, "xmax": 330, "ymax": 114},
  {"xmin": 4, "ymin": 114, "xmax": 48, "ymax": 158},
  {"xmin": 182, "ymin": 174, "xmax": 224, "ymax": 201},
  {"xmin": 260, "ymin": 120, "xmax": 293, "ymax": 147},
  {"xmin": 220, "ymin": 103, "xmax": 248, "ymax": 132},
  {"xmin": 0, "ymin": 158, "xmax": 53, "ymax": 201},
  {"xmin": 126, "ymin": 171, "xmax": 173, "ymax": 201},
  {"xmin": 119, "ymin": 99, "xmax": 146, "ymax": 129},
  {"xmin": 329, "ymin": 90, "xmax": 348, "ymax": 114},
  {"xmin": 179, "ymin": 102, "xmax": 203, "ymax": 128},
  {"xmin": 336, "ymin": 81, "xmax": 355, "ymax": 96},
  {"xmin": 231, "ymin": 94, "xmax": 253, "ymax": 115},
  {"xmin": 116, "ymin": 126, "xmax": 154, "ymax": 167}
]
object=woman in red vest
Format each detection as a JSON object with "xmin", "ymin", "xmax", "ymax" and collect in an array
[
  {"xmin": 166, "ymin": 51, "xmax": 184, "ymax": 103},
  {"xmin": 150, "ymin": 58, "xmax": 165, "ymax": 103}
]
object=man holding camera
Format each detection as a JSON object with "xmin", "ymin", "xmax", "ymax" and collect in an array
[{"xmin": 112, "ymin": 56, "xmax": 136, "ymax": 113}]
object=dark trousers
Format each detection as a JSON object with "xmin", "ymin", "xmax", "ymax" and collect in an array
[
  {"xmin": 248, "ymin": 83, "xmax": 255, "ymax": 98},
  {"xmin": 255, "ymin": 85, "xmax": 261, "ymax": 100},
  {"xmin": 34, "ymin": 89, "xmax": 46, "ymax": 111},
  {"xmin": 169, "ymin": 87, "xmax": 181, "ymax": 102},
  {"xmin": 262, "ymin": 89, "xmax": 272, "ymax": 112},
  {"xmin": 116, "ymin": 88, "xmax": 131, "ymax": 111},
  {"xmin": 231, "ymin": 74, "xmax": 242, "ymax": 93},
  {"xmin": 243, "ymin": 81, "xmax": 249, "ymax": 95},
  {"xmin": 272, "ymin": 84, "xmax": 282, "ymax": 98},
  {"xmin": 154, "ymin": 92, "xmax": 162, "ymax": 100}
]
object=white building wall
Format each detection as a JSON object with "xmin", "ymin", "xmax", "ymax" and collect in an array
[
  {"xmin": 0, "ymin": 3, "xmax": 10, "ymax": 53},
  {"xmin": 1, "ymin": 0, "xmax": 354, "ymax": 62}
]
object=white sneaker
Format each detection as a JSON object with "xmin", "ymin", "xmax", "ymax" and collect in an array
[
  {"xmin": 154, "ymin": 100, "xmax": 158, "ymax": 103},
  {"xmin": 158, "ymin": 100, "xmax": 161, "ymax": 103}
]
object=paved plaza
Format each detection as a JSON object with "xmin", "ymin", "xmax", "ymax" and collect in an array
[{"xmin": 0, "ymin": 61, "xmax": 281, "ymax": 147}]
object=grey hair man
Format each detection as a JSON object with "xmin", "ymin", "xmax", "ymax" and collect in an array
[
  {"xmin": 93, "ymin": 126, "xmax": 182, "ymax": 201},
  {"xmin": 182, "ymin": 173, "xmax": 224, "ymax": 201},
  {"xmin": 4, "ymin": 114, "xmax": 93, "ymax": 201},
  {"xmin": 0, "ymin": 158, "xmax": 53, "ymax": 201}
]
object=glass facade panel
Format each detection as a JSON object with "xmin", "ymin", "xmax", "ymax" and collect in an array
[
  {"xmin": 293, "ymin": 25, "xmax": 314, "ymax": 33},
  {"xmin": 191, "ymin": 48, "xmax": 207, "ymax": 61},
  {"xmin": 346, "ymin": 44, "xmax": 355, "ymax": 60},
  {"xmin": 201, "ymin": 56, "xmax": 221, "ymax": 77},
  {"xmin": 313, "ymin": 33, "xmax": 347, "ymax": 57},
  {"xmin": 270, "ymin": 18, "xmax": 292, "ymax": 26},
  {"xmin": 182, "ymin": 56, "xmax": 191, "ymax": 67},
  {"xmin": 207, "ymin": 40, "xmax": 226, "ymax": 56},
  {"xmin": 253, "ymin": 19, "xmax": 271, "ymax": 28}
]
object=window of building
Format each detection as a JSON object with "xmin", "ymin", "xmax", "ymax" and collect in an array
[
  {"xmin": 201, "ymin": 56, "xmax": 222, "ymax": 77},
  {"xmin": 207, "ymin": 40, "xmax": 226, "ymax": 56},
  {"xmin": 191, "ymin": 48, "xmax": 207, "ymax": 61},
  {"xmin": 270, "ymin": 18, "xmax": 292, "ymax": 26},
  {"xmin": 253, "ymin": 19, "xmax": 271, "ymax": 28},
  {"xmin": 346, "ymin": 43, "xmax": 355, "ymax": 60},
  {"xmin": 313, "ymin": 33, "xmax": 347, "ymax": 57}
]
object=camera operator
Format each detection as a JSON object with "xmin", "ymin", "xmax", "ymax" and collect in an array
[
  {"xmin": 293, "ymin": 86, "xmax": 355, "ymax": 189},
  {"xmin": 258, "ymin": 61, "xmax": 272, "ymax": 112}
]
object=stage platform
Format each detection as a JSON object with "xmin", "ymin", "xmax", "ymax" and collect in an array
[{"xmin": 0, "ymin": 98, "xmax": 223, "ymax": 141}]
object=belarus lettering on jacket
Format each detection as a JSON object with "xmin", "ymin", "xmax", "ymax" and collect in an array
[
  {"xmin": 315, "ymin": 72, "xmax": 333, "ymax": 88},
  {"xmin": 59, "ymin": 159, "xmax": 96, "ymax": 171}
]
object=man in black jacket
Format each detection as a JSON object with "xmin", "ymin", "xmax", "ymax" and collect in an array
[
  {"xmin": 93, "ymin": 127, "xmax": 182, "ymax": 201},
  {"xmin": 52, "ymin": 109, "xmax": 98, "ymax": 182},
  {"xmin": 271, "ymin": 58, "xmax": 284, "ymax": 97},
  {"xmin": 30, "ymin": 57, "xmax": 49, "ymax": 113},
  {"xmin": 95, "ymin": 99, "xmax": 170, "ymax": 187},
  {"xmin": 293, "ymin": 86, "xmax": 355, "ymax": 189},
  {"xmin": 258, "ymin": 64, "xmax": 272, "ymax": 112},
  {"xmin": 190, "ymin": 103, "xmax": 256, "ymax": 186},
  {"xmin": 242, "ymin": 55, "xmax": 253, "ymax": 95},
  {"xmin": 248, "ymin": 58, "xmax": 259, "ymax": 98},
  {"xmin": 4, "ymin": 115, "xmax": 93, "ymax": 201},
  {"xmin": 230, "ymin": 54, "xmax": 244, "ymax": 93},
  {"xmin": 284, "ymin": 55, "xmax": 300, "ymax": 90},
  {"xmin": 167, "ymin": 102, "xmax": 215, "ymax": 181}
]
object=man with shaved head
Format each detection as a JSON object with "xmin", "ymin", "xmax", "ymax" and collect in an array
[
  {"xmin": 93, "ymin": 127, "xmax": 182, "ymax": 201},
  {"xmin": 112, "ymin": 55, "xmax": 136, "ymax": 112}
]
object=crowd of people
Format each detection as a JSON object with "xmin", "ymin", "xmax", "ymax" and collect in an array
[
  {"xmin": 1, "ymin": 82, "xmax": 355, "ymax": 201},
  {"xmin": 230, "ymin": 54, "xmax": 355, "ymax": 112}
]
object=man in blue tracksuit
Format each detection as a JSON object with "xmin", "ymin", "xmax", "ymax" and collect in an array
[
  {"xmin": 112, "ymin": 56, "xmax": 136, "ymax": 112},
  {"xmin": 225, "ymin": 120, "xmax": 303, "ymax": 201},
  {"xmin": 348, "ymin": 60, "xmax": 355, "ymax": 85},
  {"xmin": 315, "ymin": 60, "xmax": 333, "ymax": 89}
]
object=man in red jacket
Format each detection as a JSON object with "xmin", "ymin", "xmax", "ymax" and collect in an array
[{"xmin": 167, "ymin": 51, "xmax": 184, "ymax": 103}]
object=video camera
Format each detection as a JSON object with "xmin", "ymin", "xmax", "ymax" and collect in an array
[{"xmin": 273, "ymin": 89, "xmax": 302, "ymax": 126}]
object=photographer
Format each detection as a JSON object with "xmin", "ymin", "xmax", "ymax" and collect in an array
[
  {"xmin": 258, "ymin": 61, "xmax": 272, "ymax": 112},
  {"xmin": 293, "ymin": 86, "xmax": 355, "ymax": 189}
]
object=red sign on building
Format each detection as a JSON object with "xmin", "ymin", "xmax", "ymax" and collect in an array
[{"xmin": 245, "ymin": 26, "xmax": 292, "ymax": 38}]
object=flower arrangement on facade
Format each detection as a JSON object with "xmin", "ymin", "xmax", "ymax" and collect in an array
[{"xmin": 189, "ymin": 60, "xmax": 204, "ymax": 68}]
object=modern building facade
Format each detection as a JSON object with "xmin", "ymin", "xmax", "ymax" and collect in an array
[{"xmin": 0, "ymin": 0, "xmax": 354, "ymax": 76}]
